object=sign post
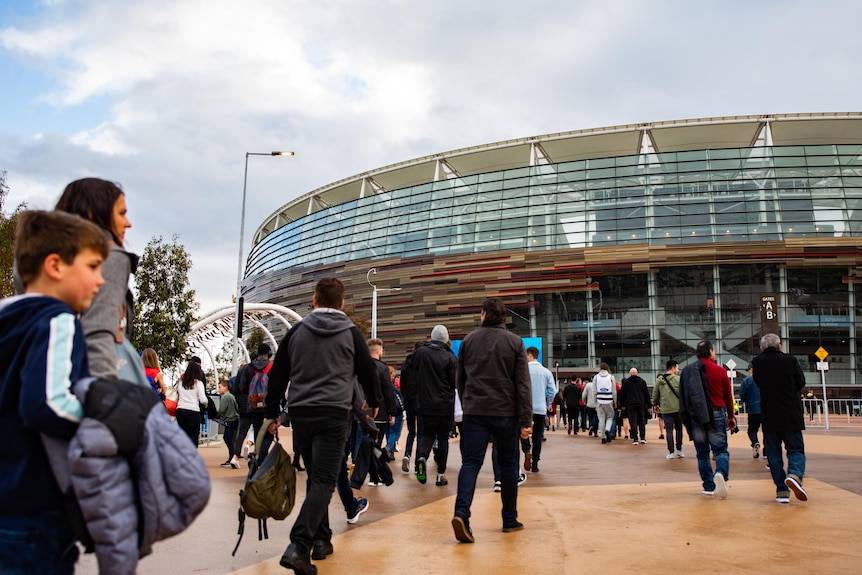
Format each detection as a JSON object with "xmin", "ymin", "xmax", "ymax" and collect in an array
[{"xmin": 815, "ymin": 346, "xmax": 830, "ymax": 431}]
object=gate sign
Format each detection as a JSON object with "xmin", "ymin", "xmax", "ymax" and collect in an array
[{"xmin": 760, "ymin": 294, "xmax": 780, "ymax": 335}]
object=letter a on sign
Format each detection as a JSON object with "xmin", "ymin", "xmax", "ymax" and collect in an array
[{"xmin": 760, "ymin": 294, "xmax": 780, "ymax": 334}]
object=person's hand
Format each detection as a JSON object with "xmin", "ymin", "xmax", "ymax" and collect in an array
[
  {"xmin": 520, "ymin": 426, "xmax": 531, "ymax": 439},
  {"xmin": 267, "ymin": 421, "xmax": 279, "ymax": 436},
  {"xmin": 726, "ymin": 416, "xmax": 737, "ymax": 432},
  {"xmin": 389, "ymin": 416, "xmax": 395, "ymax": 425}
]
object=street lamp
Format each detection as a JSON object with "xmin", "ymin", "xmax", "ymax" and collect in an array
[
  {"xmin": 366, "ymin": 267, "xmax": 401, "ymax": 339},
  {"xmin": 231, "ymin": 151, "xmax": 294, "ymax": 377}
]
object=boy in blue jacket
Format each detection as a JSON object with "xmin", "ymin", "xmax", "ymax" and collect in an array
[{"xmin": 0, "ymin": 210, "xmax": 108, "ymax": 575}]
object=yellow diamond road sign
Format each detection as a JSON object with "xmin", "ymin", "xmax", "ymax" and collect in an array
[{"xmin": 815, "ymin": 346, "xmax": 829, "ymax": 361}]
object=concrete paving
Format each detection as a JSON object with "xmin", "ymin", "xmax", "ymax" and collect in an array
[{"xmin": 76, "ymin": 421, "xmax": 862, "ymax": 575}]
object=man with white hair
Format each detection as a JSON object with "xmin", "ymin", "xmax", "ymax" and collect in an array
[
  {"xmin": 752, "ymin": 333, "xmax": 808, "ymax": 504},
  {"xmin": 619, "ymin": 367, "xmax": 650, "ymax": 445},
  {"xmin": 402, "ymin": 324, "xmax": 458, "ymax": 486}
]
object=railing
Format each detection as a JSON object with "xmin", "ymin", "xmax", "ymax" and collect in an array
[{"xmin": 736, "ymin": 398, "xmax": 862, "ymax": 429}]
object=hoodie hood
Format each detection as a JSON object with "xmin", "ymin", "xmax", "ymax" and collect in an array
[
  {"xmin": 251, "ymin": 355, "xmax": 271, "ymax": 371},
  {"xmin": 301, "ymin": 308, "xmax": 356, "ymax": 337},
  {"xmin": 597, "ymin": 368, "xmax": 610, "ymax": 377}
]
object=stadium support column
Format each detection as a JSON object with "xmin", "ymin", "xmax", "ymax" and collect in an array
[{"xmin": 648, "ymin": 269, "xmax": 660, "ymax": 374}]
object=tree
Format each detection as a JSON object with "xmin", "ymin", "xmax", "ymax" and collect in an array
[
  {"xmin": 343, "ymin": 304, "xmax": 370, "ymax": 335},
  {"xmin": 133, "ymin": 235, "xmax": 199, "ymax": 370},
  {"xmin": 0, "ymin": 170, "xmax": 26, "ymax": 298},
  {"xmin": 244, "ymin": 326, "xmax": 266, "ymax": 357}
]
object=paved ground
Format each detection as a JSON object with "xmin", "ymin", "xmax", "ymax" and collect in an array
[{"xmin": 76, "ymin": 420, "xmax": 862, "ymax": 575}]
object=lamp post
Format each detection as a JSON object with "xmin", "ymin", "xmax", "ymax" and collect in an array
[
  {"xmin": 366, "ymin": 267, "xmax": 401, "ymax": 339},
  {"xmin": 231, "ymin": 151, "xmax": 294, "ymax": 377}
]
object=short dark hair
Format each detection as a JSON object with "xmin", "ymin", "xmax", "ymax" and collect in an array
[
  {"xmin": 257, "ymin": 343, "xmax": 272, "ymax": 357},
  {"xmin": 15, "ymin": 210, "xmax": 110, "ymax": 287},
  {"xmin": 315, "ymin": 276, "xmax": 344, "ymax": 309},
  {"xmin": 55, "ymin": 178, "xmax": 125, "ymax": 245},
  {"xmin": 526, "ymin": 346, "xmax": 540, "ymax": 358},
  {"xmin": 695, "ymin": 341, "xmax": 713, "ymax": 359},
  {"xmin": 482, "ymin": 297, "xmax": 507, "ymax": 323},
  {"xmin": 666, "ymin": 359, "xmax": 679, "ymax": 370}
]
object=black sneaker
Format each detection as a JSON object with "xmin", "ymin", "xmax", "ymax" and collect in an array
[
  {"xmin": 346, "ymin": 498, "xmax": 369, "ymax": 524},
  {"xmin": 311, "ymin": 540, "xmax": 333, "ymax": 560},
  {"xmin": 436, "ymin": 474, "xmax": 448, "ymax": 486},
  {"xmin": 502, "ymin": 520, "xmax": 524, "ymax": 533},
  {"xmin": 280, "ymin": 543, "xmax": 317, "ymax": 575},
  {"xmin": 417, "ymin": 457, "xmax": 427, "ymax": 484},
  {"xmin": 452, "ymin": 515, "xmax": 474, "ymax": 543}
]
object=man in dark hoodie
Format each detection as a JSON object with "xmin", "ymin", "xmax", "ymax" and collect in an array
[{"xmin": 265, "ymin": 277, "xmax": 380, "ymax": 575}]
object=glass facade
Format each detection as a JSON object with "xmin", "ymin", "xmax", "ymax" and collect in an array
[
  {"xmin": 248, "ymin": 145, "xmax": 862, "ymax": 275},
  {"xmin": 245, "ymin": 140, "xmax": 862, "ymax": 394}
]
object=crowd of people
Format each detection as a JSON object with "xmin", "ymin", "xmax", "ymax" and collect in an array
[{"xmin": 0, "ymin": 180, "xmax": 812, "ymax": 574}]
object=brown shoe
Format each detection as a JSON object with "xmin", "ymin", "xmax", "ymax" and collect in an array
[{"xmin": 524, "ymin": 453, "xmax": 532, "ymax": 472}]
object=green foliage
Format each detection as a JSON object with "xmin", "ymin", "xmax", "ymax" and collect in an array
[
  {"xmin": 244, "ymin": 326, "xmax": 266, "ymax": 356},
  {"xmin": 0, "ymin": 170, "xmax": 26, "ymax": 298},
  {"xmin": 343, "ymin": 304, "xmax": 370, "ymax": 335},
  {"xmin": 133, "ymin": 235, "xmax": 199, "ymax": 370}
]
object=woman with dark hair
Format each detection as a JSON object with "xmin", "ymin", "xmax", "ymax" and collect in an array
[
  {"xmin": 54, "ymin": 177, "xmax": 136, "ymax": 379},
  {"xmin": 176, "ymin": 360, "xmax": 208, "ymax": 446}
]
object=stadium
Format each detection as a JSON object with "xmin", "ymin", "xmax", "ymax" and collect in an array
[{"xmin": 242, "ymin": 113, "xmax": 862, "ymax": 397}]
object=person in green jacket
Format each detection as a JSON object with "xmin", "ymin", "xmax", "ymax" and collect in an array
[
  {"xmin": 653, "ymin": 360, "xmax": 684, "ymax": 459},
  {"xmin": 217, "ymin": 380, "xmax": 240, "ymax": 468}
]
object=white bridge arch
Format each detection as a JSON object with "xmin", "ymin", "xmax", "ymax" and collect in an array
[{"xmin": 184, "ymin": 303, "xmax": 303, "ymax": 382}]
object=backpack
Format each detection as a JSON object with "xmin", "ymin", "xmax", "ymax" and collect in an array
[
  {"xmin": 205, "ymin": 395, "xmax": 218, "ymax": 419},
  {"xmin": 247, "ymin": 362, "xmax": 272, "ymax": 411},
  {"xmin": 232, "ymin": 420, "xmax": 297, "ymax": 556}
]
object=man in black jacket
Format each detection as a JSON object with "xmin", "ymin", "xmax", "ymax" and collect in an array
[
  {"xmin": 752, "ymin": 333, "xmax": 808, "ymax": 504},
  {"xmin": 405, "ymin": 325, "xmax": 457, "ymax": 486},
  {"xmin": 399, "ymin": 341, "xmax": 423, "ymax": 473},
  {"xmin": 619, "ymin": 368, "xmax": 651, "ymax": 444},
  {"xmin": 563, "ymin": 379, "xmax": 583, "ymax": 435},
  {"xmin": 453, "ymin": 297, "xmax": 532, "ymax": 543}
]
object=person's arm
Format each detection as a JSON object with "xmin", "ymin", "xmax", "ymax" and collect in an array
[
  {"xmin": 544, "ymin": 372, "xmax": 556, "ymax": 412},
  {"xmin": 155, "ymin": 371, "xmax": 166, "ymax": 395},
  {"xmin": 79, "ymin": 247, "xmax": 130, "ymax": 379},
  {"xmin": 20, "ymin": 312, "xmax": 84, "ymax": 439},
  {"xmin": 514, "ymin": 342, "xmax": 533, "ymax": 429},
  {"xmin": 197, "ymin": 381, "xmax": 207, "ymax": 405}
]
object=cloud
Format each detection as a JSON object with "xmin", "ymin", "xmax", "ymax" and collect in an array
[{"xmin": 2, "ymin": 0, "xmax": 862, "ymax": 314}]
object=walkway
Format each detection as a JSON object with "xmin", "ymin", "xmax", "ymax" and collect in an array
[{"xmin": 77, "ymin": 423, "xmax": 862, "ymax": 574}]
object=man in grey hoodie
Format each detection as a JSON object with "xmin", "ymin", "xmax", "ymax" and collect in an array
[{"xmin": 265, "ymin": 277, "xmax": 380, "ymax": 575}]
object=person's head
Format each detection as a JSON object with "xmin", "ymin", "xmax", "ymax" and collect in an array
[
  {"xmin": 666, "ymin": 359, "xmax": 679, "ymax": 374},
  {"xmin": 431, "ymin": 325, "xmax": 449, "ymax": 344},
  {"xmin": 600, "ymin": 362, "xmax": 611, "ymax": 373},
  {"xmin": 367, "ymin": 338, "xmax": 383, "ymax": 359},
  {"xmin": 629, "ymin": 367, "xmax": 638, "ymax": 377},
  {"xmin": 182, "ymin": 359, "xmax": 206, "ymax": 389},
  {"xmin": 747, "ymin": 363, "xmax": 753, "ymax": 374},
  {"xmin": 313, "ymin": 276, "xmax": 344, "ymax": 309},
  {"xmin": 15, "ymin": 210, "xmax": 109, "ymax": 313},
  {"xmin": 55, "ymin": 178, "xmax": 131, "ymax": 246},
  {"xmin": 413, "ymin": 341, "xmax": 423, "ymax": 351},
  {"xmin": 760, "ymin": 333, "xmax": 781, "ymax": 351},
  {"xmin": 526, "ymin": 346, "xmax": 540, "ymax": 361},
  {"xmin": 481, "ymin": 297, "xmax": 506, "ymax": 324},
  {"xmin": 256, "ymin": 343, "xmax": 272, "ymax": 358},
  {"xmin": 695, "ymin": 340, "xmax": 714, "ymax": 359},
  {"xmin": 217, "ymin": 380, "xmax": 230, "ymax": 395},
  {"xmin": 190, "ymin": 355, "xmax": 202, "ymax": 365},
  {"xmin": 141, "ymin": 348, "xmax": 161, "ymax": 370}
]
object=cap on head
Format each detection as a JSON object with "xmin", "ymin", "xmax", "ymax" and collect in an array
[{"xmin": 431, "ymin": 325, "xmax": 449, "ymax": 343}]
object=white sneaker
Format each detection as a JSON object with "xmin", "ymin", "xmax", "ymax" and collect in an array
[
  {"xmin": 230, "ymin": 458, "xmax": 241, "ymax": 469},
  {"xmin": 241, "ymin": 442, "xmax": 251, "ymax": 459},
  {"xmin": 713, "ymin": 473, "xmax": 728, "ymax": 499},
  {"xmin": 666, "ymin": 452, "xmax": 676, "ymax": 459},
  {"xmin": 776, "ymin": 496, "xmax": 790, "ymax": 504},
  {"xmin": 493, "ymin": 481, "xmax": 501, "ymax": 492},
  {"xmin": 702, "ymin": 490, "xmax": 714, "ymax": 496},
  {"xmin": 675, "ymin": 449, "xmax": 685, "ymax": 458}
]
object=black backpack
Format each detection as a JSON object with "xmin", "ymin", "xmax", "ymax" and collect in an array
[{"xmin": 232, "ymin": 419, "xmax": 297, "ymax": 556}]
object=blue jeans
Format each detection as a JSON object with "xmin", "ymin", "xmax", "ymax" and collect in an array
[
  {"xmin": 691, "ymin": 410, "xmax": 730, "ymax": 491},
  {"xmin": 386, "ymin": 411, "xmax": 404, "ymax": 452},
  {"xmin": 455, "ymin": 415, "xmax": 520, "ymax": 525},
  {"xmin": 289, "ymin": 414, "xmax": 350, "ymax": 551},
  {"xmin": 0, "ymin": 511, "xmax": 78, "ymax": 574},
  {"xmin": 764, "ymin": 429, "xmax": 806, "ymax": 494}
]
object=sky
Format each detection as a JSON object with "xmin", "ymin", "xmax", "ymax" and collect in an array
[{"xmin": 2, "ymin": 0, "xmax": 861, "ymax": 316}]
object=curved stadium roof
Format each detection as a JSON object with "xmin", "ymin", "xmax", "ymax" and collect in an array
[{"xmin": 253, "ymin": 112, "xmax": 862, "ymax": 247}]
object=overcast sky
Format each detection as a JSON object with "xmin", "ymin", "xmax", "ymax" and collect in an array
[{"xmin": 2, "ymin": 0, "xmax": 861, "ymax": 314}]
